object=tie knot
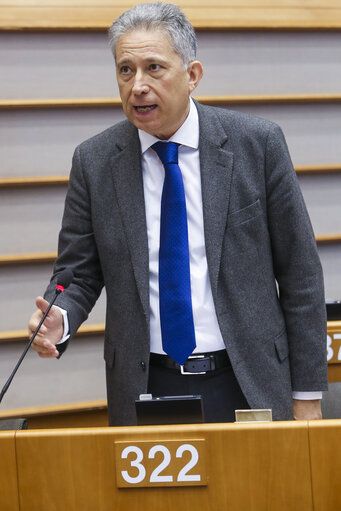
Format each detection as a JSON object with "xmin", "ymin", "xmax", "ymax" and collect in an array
[{"xmin": 152, "ymin": 141, "xmax": 179, "ymax": 165}]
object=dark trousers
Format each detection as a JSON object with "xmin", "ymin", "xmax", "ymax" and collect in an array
[{"xmin": 148, "ymin": 363, "xmax": 249, "ymax": 423}]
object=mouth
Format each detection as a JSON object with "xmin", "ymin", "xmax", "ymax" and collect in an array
[{"xmin": 133, "ymin": 104, "xmax": 157, "ymax": 113}]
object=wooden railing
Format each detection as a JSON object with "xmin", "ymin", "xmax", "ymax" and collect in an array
[
  {"xmin": 1, "ymin": 232, "xmax": 341, "ymax": 268},
  {"xmin": 1, "ymin": 94, "xmax": 341, "ymax": 111},
  {"xmin": 1, "ymin": 0, "xmax": 341, "ymax": 31},
  {"xmin": 0, "ymin": 324, "xmax": 105, "ymax": 344},
  {"xmin": 0, "ymin": 399, "xmax": 108, "ymax": 428},
  {"xmin": 1, "ymin": 166, "xmax": 341, "ymax": 192}
]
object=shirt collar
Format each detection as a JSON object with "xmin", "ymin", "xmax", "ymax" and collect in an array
[{"xmin": 138, "ymin": 97, "xmax": 199, "ymax": 154}]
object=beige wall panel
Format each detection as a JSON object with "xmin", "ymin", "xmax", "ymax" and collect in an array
[
  {"xmin": 0, "ymin": 174, "xmax": 340, "ymax": 253},
  {"xmin": 1, "ymin": 103, "xmax": 341, "ymax": 178},
  {"xmin": 322, "ymin": 383, "xmax": 341, "ymax": 419},
  {"xmin": 0, "ymin": 335, "xmax": 106, "ymax": 411},
  {"xmin": 297, "ymin": 174, "xmax": 341, "ymax": 235},
  {"xmin": 196, "ymin": 31, "xmax": 341, "ymax": 96},
  {"xmin": 0, "ymin": 187, "xmax": 65, "ymax": 254},
  {"xmin": 1, "ymin": 32, "xmax": 341, "ymax": 99},
  {"xmin": 0, "ymin": 32, "xmax": 117, "ymax": 99},
  {"xmin": 0, "ymin": 108, "xmax": 125, "ymax": 177},
  {"xmin": 318, "ymin": 245, "xmax": 341, "ymax": 300},
  {"xmin": 0, "ymin": 264, "xmax": 106, "ymax": 331},
  {"xmin": 229, "ymin": 103, "xmax": 341, "ymax": 166}
]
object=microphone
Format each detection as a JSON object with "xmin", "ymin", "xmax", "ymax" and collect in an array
[{"xmin": 0, "ymin": 269, "xmax": 74, "ymax": 404}]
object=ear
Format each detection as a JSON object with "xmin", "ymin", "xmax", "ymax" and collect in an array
[{"xmin": 187, "ymin": 61, "xmax": 204, "ymax": 94}]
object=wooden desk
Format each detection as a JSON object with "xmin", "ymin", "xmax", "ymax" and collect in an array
[
  {"xmin": 2, "ymin": 420, "xmax": 340, "ymax": 510},
  {"xmin": 0, "ymin": 431, "xmax": 19, "ymax": 511}
]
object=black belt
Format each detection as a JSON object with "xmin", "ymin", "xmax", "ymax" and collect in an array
[{"xmin": 149, "ymin": 350, "xmax": 230, "ymax": 375}]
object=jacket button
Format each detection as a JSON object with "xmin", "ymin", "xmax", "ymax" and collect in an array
[{"xmin": 140, "ymin": 361, "xmax": 146, "ymax": 371}]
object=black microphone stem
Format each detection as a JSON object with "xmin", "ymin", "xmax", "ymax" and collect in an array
[{"xmin": 0, "ymin": 289, "xmax": 61, "ymax": 404}]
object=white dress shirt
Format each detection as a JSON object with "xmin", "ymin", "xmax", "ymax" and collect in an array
[{"xmin": 139, "ymin": 98, "xmax": 225, "ymax": 355}]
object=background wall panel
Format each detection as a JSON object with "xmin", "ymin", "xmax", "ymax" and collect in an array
[
  {"xmin": 0, "ymin": 187, "xmax": 65, "ymax": 253},
  {"xmin": 0, "ymin": 264, "xmax": 106, "ymax": 332},
  {"xmin": 0, "ymin": 108, "xmax": 125, "ymax": 177},
  {"xmin": 297, "ymin": 174, "xmax": 341, "ymax": 235},
  {"xmin": 1, "ymin": 103, "xmax": 341, "ymax": 178},
  {"xmin": 0, "ymin": 32, "xmax": 117, "ymax": 99},
  {"xmin": 196, "ymin": 32, "xmax": 341, "ymax": 96},
  {"xmin": 230, "ymin": 103, "xmax": 341, "ymax": 166},
  {"xmin": 1, "ymin": 32, "xmax": 341, "ymax": 99},
  {"xmin": 317, "ymin": 246, "xmax": 341, "ymax": 300},
  {"xmin": 0, "ymin": 335, "xmax": 106, "ymax": 411}
]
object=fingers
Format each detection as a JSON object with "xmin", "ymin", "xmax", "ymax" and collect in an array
[
  {"xmin": 31, "ymin": 338, "xmax": 59, "ymax": 358},
  {"xmin": 35, "ymin": 295, "xmax": 50, "ymax": 314},
  {"xmin": 28, "ymin": 296, "xmax": 64, "ymax": 358},
  {"xmin": 28, "ymin": 307, "xmax": 43, "ymax": 338}
]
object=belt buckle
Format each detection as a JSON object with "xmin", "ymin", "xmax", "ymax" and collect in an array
[{"xmin": 180, "ymin": 354, "xmax": 206, "ymax": 375}]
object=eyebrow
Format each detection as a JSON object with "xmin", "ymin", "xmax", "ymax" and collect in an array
[{"xmin": 117, "ymin": 56, "xmax": 168, "ymax": 67}]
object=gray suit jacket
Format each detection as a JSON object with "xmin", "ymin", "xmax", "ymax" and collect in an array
[{"xmin": 45, "ymin": 102, "xmax": 328, "ymax": 425}]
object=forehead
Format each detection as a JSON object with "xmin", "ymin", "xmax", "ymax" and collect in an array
[{"xmin": 115, "ymin": 29, "xmax": 179, "ymax": 63}]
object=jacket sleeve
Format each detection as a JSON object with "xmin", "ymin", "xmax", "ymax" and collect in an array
[
  {"xmin": 44, "ymin": 144, "xmax": 104, "ymax": 347},
  {"xmin": 265, "ymin": 123, "xmax": 328, "ymax": 391}
]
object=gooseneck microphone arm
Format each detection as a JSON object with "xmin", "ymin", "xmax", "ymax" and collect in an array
[{"xmin": 0, "ymin": 269, "xmax": 73, "ymax": 404}]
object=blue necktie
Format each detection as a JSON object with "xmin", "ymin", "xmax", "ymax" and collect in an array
[{"xmin": 152, "ymin": 141, "xmax": 196, "ymax": 365}]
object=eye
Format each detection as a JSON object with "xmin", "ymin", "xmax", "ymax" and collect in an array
[
  {"xmin": 149, "ymin": 63, "xmax": 161, "ymax": 72},
  {"xmin": 120, "ymin": 65, "xmax": 131, "ymax": 75}
]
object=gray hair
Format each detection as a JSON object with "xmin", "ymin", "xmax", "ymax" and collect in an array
[{"xmin": 108, "ymin": 2, "xmax": 197, "ymax": 67}]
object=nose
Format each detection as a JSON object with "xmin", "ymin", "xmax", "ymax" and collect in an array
[{"xmin": 132, "ymin": 71, "xmax": 149, "ymax": 95}]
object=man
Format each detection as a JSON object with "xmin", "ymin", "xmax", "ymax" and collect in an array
[{"xmin": 28, "ymin": 3, "xmax": 327, "ymax": 426}]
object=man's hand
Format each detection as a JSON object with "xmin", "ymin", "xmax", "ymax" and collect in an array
[
  {"xmin": 293, "ymin": 399, "xmax": 322, "ymax": 420},
  {"xmin": 28, "ymin": 296, "xmax": 63, "ymax": 358}
]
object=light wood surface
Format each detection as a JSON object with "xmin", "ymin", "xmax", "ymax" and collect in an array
[
  {"xmin": 0, "ymin": 400, "xmax": 108, "ymax": 429},
  {"xmin": 1, "ymin": 94, "xmax": 341, "ymax": 110},
  {"xmin": 14, "ymin": 421, "xmax": 313, "ymax": 511},
  {"xmin": 315, "ymin": 234, "xmax": 341, "ymax": 244},
  {"xmin": 0, "ymin": 166, "xmax": 340, "ymax": 191},
  {"xmin": 0, "ymin": 176, "xmax": 69, "ymax": 188},
  {"xmin": 1, "ymin": 420, "xmax": 340, "ymax": 510},
  {"xmin": 1, "ymin": 0, "xmax": 341, "ymax": 30},
  {"xmin": 309, "ymin": 420, "xmax": 341, "ymax": 511},
  {"xmin": 1, "ymin": 231, "xmax": 340, "ymax": 267},
  {"xmin": 0, "ymin": 431, "xmax": 19, "ymax": 511},
  {"xmin": 327, "ymin": 364, "xmax": 341, "ymax": 382},
  {"xmin": 295, "ymin": 164, "xmax": 341, "ymax": 175},
  {"xmin": 0, "ymin": 321, "xmax": 341, "ymax": 344},
  {"xmin": 0, "ymin": 399, "xmax": 107, "ymax": 419},
  {"xmin": 0, "ymin": 252, "xmax": 57, "ymax": 266},
  {"xmin": 1, "ymin": 320, "xmax": 340, "ymax": 343},
  {"xmin": 0, "ymin": 323, "xmax": 104, "ymax": 343}
]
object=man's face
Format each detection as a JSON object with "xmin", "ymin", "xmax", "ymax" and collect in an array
[{"xmin": 115, "ymin": 29, "xmax": 203, "ymax": 140}]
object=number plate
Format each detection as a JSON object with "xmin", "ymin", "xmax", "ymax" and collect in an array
[
  {"xmin": 327, "ymin": 331, "xmax": 341, "ymax": 364},
  {"xmin": 115, "ymin": 439, "xmax": 207, "ymax": 488}
]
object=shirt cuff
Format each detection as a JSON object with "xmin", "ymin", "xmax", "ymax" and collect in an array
[
  {"xmin": 54, "ymin": 306, "xmax": 70, "ymax": 344},
  {"xmin": 292, "ymin": 391, "xmax": 323, "ymax": 400}
]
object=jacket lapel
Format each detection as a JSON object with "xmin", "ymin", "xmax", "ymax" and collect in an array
[
  {"xmin": 196, "ymin": 102, "xmax": 234, "ymax": 303},
  {"xmin": 109, "ymin": 124, "xmax": 150, "ymax": 323}
]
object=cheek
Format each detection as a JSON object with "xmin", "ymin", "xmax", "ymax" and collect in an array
[{"xmin": 118, "ymin": 82, "xmax": 129, "ymax": 100}]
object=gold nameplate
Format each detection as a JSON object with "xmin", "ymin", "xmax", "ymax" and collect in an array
[
  {"xmin": 235, "ymin": 409, "xmax": 272, "ymax": 422},
  {"xmin": 115, "ymin": 439, "xmax": 207, "ymax": 488}
]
